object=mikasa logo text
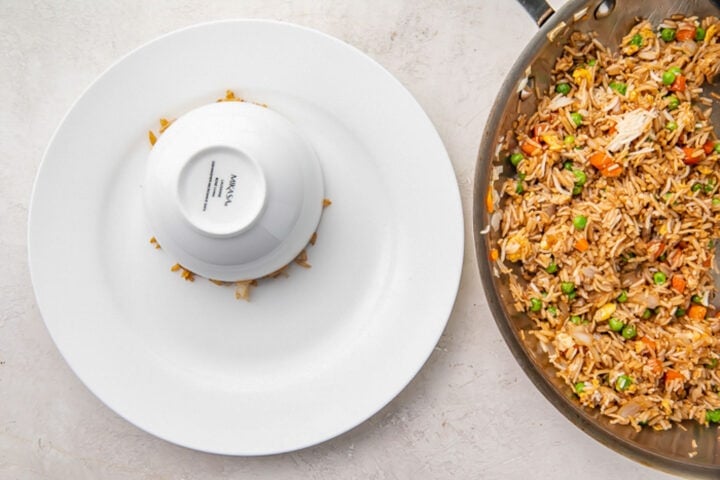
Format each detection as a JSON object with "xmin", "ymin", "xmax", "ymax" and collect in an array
[{"xmin": 224, "ymin": 174, "xmax": 237, "ymax": 206}]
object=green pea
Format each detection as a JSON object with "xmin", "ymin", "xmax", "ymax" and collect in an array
[
  {"xmin": 515, "ymin": 180, "xmax": 524, "ymax": 194},
  {"xmin": 572, "ymin": 185, "xmax": 583, "ymax": 196},
  {"xmin": 665, "ymin": 121, "xmax": 677, "ymax": 131},
  {"xmin": 570, "ymin": 112, "xmax": 583, "ymax": 127},
  {"xmin": 617, "ymin": 290, "xmax": 628, "ymax": 303},
  {"xmin": 510, "ymin": 153, "xmax": 524, "ymax": 167},
  {"xmin": 609, "ymin": 317, "xmax": 625, "ymax": 332},
  {"xmin": 570, "ymin": 315, "xmax": 582, "ymax": 325},
  {"xmin": 667, "ymin": 95, "xmax": 679, "ymax": 110},
  {"xmin": 574, "ymin": 382, "xmax": 586, "ymax": 394},
  {"xmin": 692, "ymin": 294, "xmax": 703, "ymax": 304},
  {"xmin": 692, "ymin": 183, "xmax": 703, "ymax": 193},
  {"xmin": 564, "ymin": 161, "xmax": 574, "ymax": 170},
  {"xmin": 706, "ymin": 358, "xmax": 718, "ymax": 369},
  {"xmin": 641, "ymin": 308, "xmax": 653, "ymax": 320},
  {"xmin": 704, "ymin": 183, "xmax": 714, "ymax": 194},
  {"xmin": 662, "ymin": 71, "xmax": 676, "ymax": 85},
  {"xmin": 653, "ymin": 272, "xmax": 667, "ymax": 284},
  {"xmin": 564, "ymin": 135, "xmax": 575, "ymax": 145},
  {"xmin": 573, "ymin": 169, "xmax": 587, "ymax": 186},
  {"xmin": 630, "ymin": 33, "xmax": 643, "ymax": 47},
  {"xmin": 713, "ymin": 197, "xmax": 720, "ymax": 206},
  {"xmin": 615, "ymin": 375, "xmax": 633, "ymax": 391},
  {"xmin": 675, "ymin": 307, "xmax": 685, "ymax": 317},
  {"xmin": 714, "ymin": 143, "xmax": 720, "ymax": 154},
  {"xmin": 706, "ymin": 409, "xmax": 720, "ymax": 424},
  {"xmin": 588, "ymin": 58, "xmax": 597, "ymax": 66},
  {"xmin": 696, "ymin": 27, "xmax": 706, "ymax": 41},
  {"xmin": 547, "ymin": 305, "xmax": 558, "ymax": 316},
  {"xmin": 546, "ymin": 262, "xmax": 558, "ymax": 274},
  {"xmin": 573, "ymin": 215, "xmax": 587, "ymax": 230},
  {"xmin": 530, "ymin": 298, "xmax": 542, "ymax": 312},
  {"xmin": 661, "ymin": 28, "xmax": 676, "ymax": 42},
  {"xmin": 621, "ymin": 324, "xmax": 637, "ymax": 339},
  {"xmin": 555, "ymin": 83, "xmax": 571, "ymax": 95},
  {"xmin": 561, "ymin": 282, "xmax": 575, "ymax": 295},
  {"xmin": 609, "ymin": 81, "xmax": 627, "ymax": 95}
]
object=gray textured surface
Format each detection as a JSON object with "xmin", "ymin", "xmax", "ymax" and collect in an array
[{"xmin": 1, "ymin": 1, "xmax": 679, "ymax": 478}]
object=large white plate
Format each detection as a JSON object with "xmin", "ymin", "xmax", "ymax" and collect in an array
[{"xmin": 28, "ymin": 20, "xmax": 463, "ymax": 455}]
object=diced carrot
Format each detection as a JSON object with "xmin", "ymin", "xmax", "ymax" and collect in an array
[
  {"xmin": 647, "ymin": 240, "xmax": 666, "ymax": 259},
  {"xmin": 670, "ymin": 275, "xmax": 686, "ymax": 293},
  {"xmin": 669, "ymin": 75, "xmax": 686, "ymax": 92},
  {"xmin": 490, "ymin": 248, "xmax": 499, "ymax": 261},
  {"xmin": 600, "ymin": 163, "xmax": 623, "ymax": 177},
  {"xmin": 682, "ymin": 146, "xmax": 703, "ymax": 165},
  {"xmin": 589, "ymin": 151, "xmax": 613, "ymax": 169},
  {"xmin": 676, "ymin": 28, "xmax": 696, "ymax": 41},
  {"xmin": 589, "ymin": 151, "xmax": 623, "ymax": 177},
  {"xmin": 608, "ymin": 125, "xmax": 617, "ymax": 135},
  {"xmin": 486, "ymin": 188, "xmax": 494, "ymax": 213},
  {"xmin": 688, "ymin": 304, "xmax": 708, "ymax": 320},
  {"xmin": 520, "ymin": 138, "xmax": 543, "ymax": 156},
  {"xmin": 574, "ymin": 238, "xmax": 589, "ymax": 252},
  {"xmin": 640, "ymin": 336, "xmax": 657, "ymax": 351},
  {"xmin": 664, "ymin": 369, "xmax": 685, "ymax": 385},
  {"xmin": 703, "ymin": 140, "xmax": 716, "ymax": 155},
  {"xmin": 647, "ymin": 358, "xmax": 664, "ymax": 376}
]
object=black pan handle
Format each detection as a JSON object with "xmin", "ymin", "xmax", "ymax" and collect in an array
[{"xmin": 517, "ymin": 0, "xmax": 555, "ymax": 26}]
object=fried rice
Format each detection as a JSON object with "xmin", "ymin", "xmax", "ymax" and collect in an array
[{"xmin": 492, "ymin": 16, "xmax": 720, "ymax": 431}]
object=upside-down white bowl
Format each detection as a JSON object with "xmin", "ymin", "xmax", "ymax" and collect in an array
[{"xmin": 144, "ymin": 100, "xmax": 324, "ymax": 281}]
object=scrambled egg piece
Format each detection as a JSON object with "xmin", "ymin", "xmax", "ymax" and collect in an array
[
  {"xmin": 572, "ymin": 67, "xmax": 592, "ymax": 84},
  {"xmin": 555, "ymin": 332, "xmax": 575, "ymax": 351},
  {"xmin": 539, "ymin": 231, "xmax": 560, "ymax": 251},
  {"xmin": 505, "ymin": 233, "xmax": 531, "ymax": 262},
  {"xmin": 705, "ymin": 24, "xmax": 718, "ymax": 43},
  {"xmin": 594, "ymin": 303, "xmax": 617, "ymax": 322},
  {"xmin": 541, "ymin": 133, "xmax": 564, "ymax": 152}
]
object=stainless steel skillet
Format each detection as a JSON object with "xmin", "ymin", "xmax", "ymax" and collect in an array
[{"xmin": 473, "ymin": 0, "xmax": 720, "ymax": 476}]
